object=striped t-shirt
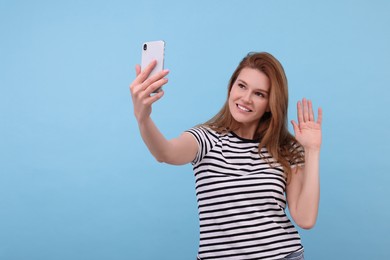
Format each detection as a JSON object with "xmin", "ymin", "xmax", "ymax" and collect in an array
[{"xmin": 186, "ymin": 126, "xmax": 303, "ymax": 260}]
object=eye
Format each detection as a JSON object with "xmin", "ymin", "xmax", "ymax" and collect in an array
[
  {"xmin": 255, "ymin": 91, "xmax": 264, "ymax": 97},
  {"xmin": 238, "ymin": 83, "xmax": 246, "ymax": 89}
]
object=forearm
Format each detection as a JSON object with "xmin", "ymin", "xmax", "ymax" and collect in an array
[
  {"xmin": 137, "ymin": 117, "xmax": 171, "ymax": 163},
  {"xmin": 295, "ymin": 149, "xmax": 320, "ymax": 228}
]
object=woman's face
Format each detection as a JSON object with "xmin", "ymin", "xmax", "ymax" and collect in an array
[{"xmin": 228, "ymin": 67, "xmax": 270, "ymax": 133}]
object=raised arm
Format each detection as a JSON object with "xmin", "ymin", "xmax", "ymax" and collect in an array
[
  {"xmin": 129, "ymin": 61, "xmax": 198, "ymax": 165},
  {"xmin": 287, "ymin": 98, "xmax": 322, "ymax": 229}
]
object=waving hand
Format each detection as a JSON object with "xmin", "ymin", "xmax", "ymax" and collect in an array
[{"xmin": 291, "ymin": 98, "xmax": 322, "ymax": 150}]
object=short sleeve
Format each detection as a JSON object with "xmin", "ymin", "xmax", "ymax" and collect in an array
[{"xmin": 185, "ymin": 126, "xmax": 219, "ymax": 165}]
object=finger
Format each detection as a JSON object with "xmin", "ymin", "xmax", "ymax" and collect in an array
[
  {"xmin": 129, "ymin": 64, "xmax": 142, "ymax": 92},
  {"xmin": 143, "ymin": 77, "xmax": 169, "ymax": 96},
  {"xmin": 308, "ymin": 99, "xmax": 314, "ymax": 121},
  {"xmin": 143, "ymin": 89, "xmax": 165, "ymax": 106},
  {"xmin": 135, "ymin": 68, "xmax": 169, "ymax": 94},
  {"xmin": 135, "ymin": 64, "xmax": 141, "ymax": 76},
  {"xmin": 135, "ymin": 60, "xmax": 157, "ymax": 85},
  {"xmin": 130, "ymin": 62, "xmax": 156, "ymax": 93},
  {"xmin": 141, "ymin": 69, "xmax": 169, "ymax": 91},
  {"xmin": 302, "ymin": 98, "xmax": 309, "ymax": 122},
  {"xmin": 297, "ymin": 100, "xmax": 304, "ymax": 125},
  {"xmin": 291, "ymin": 120, "xmax": 300, "ymax": 137},
  {"xmin": 317, "ymin": 107, "xmax": 323, "ymax": 126},
  {"xmin": 144, "ymin": 68, "xmax": 169, "ymax": 83}
]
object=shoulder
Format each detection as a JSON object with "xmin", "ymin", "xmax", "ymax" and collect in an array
[
  {"xmin": 185, "ymin": 126, "xmax": 224, "ymax": 165},
  {"xmin": 186, "ymin": 125, "xmax": 222, "ymax": 142}
]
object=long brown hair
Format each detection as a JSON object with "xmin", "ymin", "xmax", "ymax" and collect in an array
[{"xmin": 203, "ymin": 52, "xmax": 303, "ymax": 180}]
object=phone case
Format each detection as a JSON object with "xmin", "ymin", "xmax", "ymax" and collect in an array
[{"xmin": 141, "ymin": 40, "xmax": 165, "ymax": 80}]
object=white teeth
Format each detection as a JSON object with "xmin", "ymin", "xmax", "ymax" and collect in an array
[{"xmin": 237, "ymin": 104, "xmax": 251, "ymax": 112}]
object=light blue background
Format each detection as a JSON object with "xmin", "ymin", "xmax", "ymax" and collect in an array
[{"xmin": 1, "ymin": 0, "xmax": 389, "ymax": 259}]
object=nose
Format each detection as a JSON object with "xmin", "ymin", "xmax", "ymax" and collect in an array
[{"xmin": 242, "ymin": 91, "xmax": 252, "ymax": 103}]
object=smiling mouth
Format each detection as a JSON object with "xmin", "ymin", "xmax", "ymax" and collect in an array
[{"xmin": 237, "ymin": 104, "xmax": 252, "ymax": 112}]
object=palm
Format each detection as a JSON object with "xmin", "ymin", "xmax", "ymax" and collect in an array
[{"xmin": 291, "ymin": 99, "xmax": 322, "ymax": 150}]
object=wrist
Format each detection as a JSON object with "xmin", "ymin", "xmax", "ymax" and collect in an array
[
  {"xmin": 303, "ymin": 146, "xmax": 321, "ymax": 153},
  {"xmin": 304, "ymin": 147, "xmax": 321, "ymax": 162},
  {"xmin": 137, "ymin": 116, "xmax": 152, "ymax": 128}
]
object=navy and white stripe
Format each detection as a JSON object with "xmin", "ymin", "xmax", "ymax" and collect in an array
[{"xmin": 186, "ymin": 126, "xmax": 303, "ymax": 260}]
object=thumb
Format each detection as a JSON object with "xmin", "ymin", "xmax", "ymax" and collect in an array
[
  {"xmin": 135, "ymin": 64, "xmax": 141, "ymax": 76},
  {"xmin": 291, "ymin": 120, "xmax": 299, "ymax": 135}
]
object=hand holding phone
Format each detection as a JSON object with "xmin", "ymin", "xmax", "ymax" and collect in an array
[
  {"xmin": 141, "ymin": 40, "xmax": 165, "ymax": 93},
  {"xmin": 130, "ymin": 40, "xmax": 168, "ymax": 123}
]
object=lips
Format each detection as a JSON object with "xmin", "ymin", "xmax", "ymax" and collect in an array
[{"xmin": 237, "ymin": 104, "xmax": 252, "ymax": 112}]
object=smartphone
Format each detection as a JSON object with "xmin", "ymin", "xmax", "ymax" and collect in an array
[{"xmin": 141, "ymin": 40, "xmax": 165, "ymax": 92}]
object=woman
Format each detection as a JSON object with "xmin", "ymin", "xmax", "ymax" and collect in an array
[{"xmin": 130, "ymin": 52, "xmax": 322, "ymax": 260}]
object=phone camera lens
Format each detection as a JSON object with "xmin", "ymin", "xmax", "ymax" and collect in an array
[{"xmin": 143, "ymin": 44, "xmax": 147, "ymax": 51}]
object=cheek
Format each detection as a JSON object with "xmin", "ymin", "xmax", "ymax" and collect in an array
[
  {"xmin": 228, "ymin": 90, "xmax": 235, "ymax": 103},
  {"xmin": 228, "ymin": 96, "xmax": 234, "ymax": 111},
  {"xmin": 228, "ymin": 94, "xmax": 238, "ymax": 112},
  {"xmin": 254, "ymin": 100, "xmax": 269, "ymax": 112},
  {"xmin": 229, "ymin": 88, "xmax": 238, "ymax": 101}
]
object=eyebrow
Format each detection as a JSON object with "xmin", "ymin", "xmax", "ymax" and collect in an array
[{"xmin": 237, "ymin": 79, "xmax": 269, "ymax": 94}]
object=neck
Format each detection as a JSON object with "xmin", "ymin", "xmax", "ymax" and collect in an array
[{"xmin": 234, "ymin": 124, "xmax": 257, "ymax": 140}]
